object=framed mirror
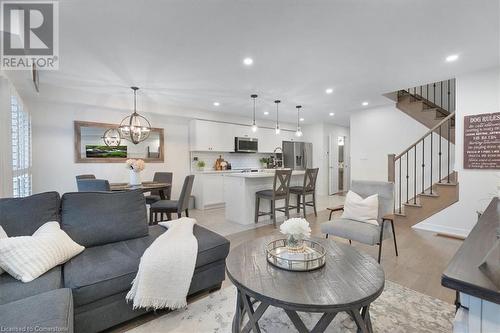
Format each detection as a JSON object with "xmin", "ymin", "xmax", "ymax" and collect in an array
[{"xmin": 74, "ymin": 121, "xmax": 164, "ymax": 163}]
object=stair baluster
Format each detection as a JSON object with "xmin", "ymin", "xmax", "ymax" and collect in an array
[{"xmin": 414, "ymin": 147, "xmax": 417, "ymax": 204}]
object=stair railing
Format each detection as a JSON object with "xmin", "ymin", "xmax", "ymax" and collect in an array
[
  {"xmin": 388, "ymin": 112, "xmax": 455, "ymax": 214},
  {"xmin": 400, "ymin": 78, "xmax": 456, "ymax": 115}
]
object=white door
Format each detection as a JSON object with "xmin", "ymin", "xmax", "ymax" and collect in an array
[{"xmin": 328, "ymin": 134, "xmax": 350, "ymax": 195}]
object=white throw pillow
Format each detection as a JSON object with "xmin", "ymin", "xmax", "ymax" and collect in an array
[
  {"xmin": 342, "ymin": 190, "xmax": 379, "ymax": 225},
  {"xmin": 0, "ymin": 221, "xmax": 85, "ymax": 282},
  {"xmin": 0, "ymin": 226, "xmax": 7, "ymax": 275}
]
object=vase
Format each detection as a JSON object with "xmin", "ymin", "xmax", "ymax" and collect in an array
[
  {"xmin": 129, "ymin": 170, "xmax": 141, "ymax": 186},
  {"xmin": 286, "ymin": 234, "xmax": 305, "ymax": 253}
]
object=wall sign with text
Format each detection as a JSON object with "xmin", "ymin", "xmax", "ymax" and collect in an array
[{"xmin": 463, "ymin": 112, "xmax": 500, "ymax": 169}]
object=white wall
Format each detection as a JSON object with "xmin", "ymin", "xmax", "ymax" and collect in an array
[
  {"xmin": 29, "ymin": 100, "xmax": 191, "ymax": 197},
  {"xmin": 415, "ymin": 68, "xmax": 500, "ymax": 237}
]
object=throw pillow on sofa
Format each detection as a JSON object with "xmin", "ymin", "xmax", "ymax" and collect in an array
[
  {"xmin": 341, "ymin": 190, "xmax": 379, "ymax": 225},
  {"xmin": 0, "ymin": 221, "xmax": 84, "ymax": 282},
  {"xmin": 0, "ymin": 226, "xmax": 6, "ymax": 275}
]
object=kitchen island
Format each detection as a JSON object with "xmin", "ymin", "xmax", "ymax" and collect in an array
[{"xmin": 224, "ymin": 170, "xmax": 306, "ymax": 225}]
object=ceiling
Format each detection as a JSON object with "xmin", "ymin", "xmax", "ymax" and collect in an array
[{"xmin": 7, "ymin": 0, "xmax": 500, "ymax": 126}]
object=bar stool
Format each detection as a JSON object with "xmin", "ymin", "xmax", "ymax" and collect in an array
[
  {"xmin": 289, "ymin": 168, "xmax": 319, "ymax": 217},
  {"xmin": 255, "ymin": 169, "xmax": 292, "ymax": 227}
]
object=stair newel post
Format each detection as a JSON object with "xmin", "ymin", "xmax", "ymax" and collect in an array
[
  {"xmin": 447, "ymin": 118, "xmax": 451, "ymax": 183},
  {"xmin": 399, "ymin": 158, "xmax": 402, "ymax": 214},
  {"xmin": 414, "ymin": 146, "xmax": 417, "ymax": 204},
  {"xmin": 447, "ymin": 80, "xmax": 451, "ymax": 112},
  {"xmin": 430, "ymin": 132, "xmax": 433, "ymax": 195},
  {"xmin": 439, "ymin": 125, "xmax": 442, "ymax": 183},
  {"xmin": 406, "ymin": 152, "xmax": 409, "ymax": 204},
  {"xmin": 421, "ymin": 138, "xmax": 425, "ymax": 194},
  {"xmin": 388, "ymin": 154, "xmax": 396, "ymax": 212}
]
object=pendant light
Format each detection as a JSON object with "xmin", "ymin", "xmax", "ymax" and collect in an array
[
  {"xmin": 274, "ymin": 100, "xmax": 281, "ymax": 134},
  {"xmin": 251, "ymin": 94, "xmax": 258, "ymax": 132},
  {"xmin": 118, "ymin": 87, "xmax": 152, "ymax": 144},
  {"xmin": 295, "ymin": 105, "xmax": 303, "ymax": 137}
]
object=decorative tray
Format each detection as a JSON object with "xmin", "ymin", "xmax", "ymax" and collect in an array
[{"xmin": 265, "ymin": 239, "xmax": 327, "ymax": 272}]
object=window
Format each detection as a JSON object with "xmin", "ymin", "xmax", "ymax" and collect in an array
[{"xmin": 11, "ymin": 94, "xmax": 32, "ymax": 197}]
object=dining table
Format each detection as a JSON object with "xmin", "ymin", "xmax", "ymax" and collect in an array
[{"xmin": 109, "ymin": 181, "xmax": 171, "ymax": 200}]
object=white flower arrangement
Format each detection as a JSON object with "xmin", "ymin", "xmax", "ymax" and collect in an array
[
  {"xmin": 126, "ymin": 159, "xmax": 146, "ymax": 173},
  {"xmin": 279, "ymin": 218, "xmax": 311, "ymax": 239}
]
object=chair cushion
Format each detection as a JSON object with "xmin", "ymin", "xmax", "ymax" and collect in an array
[
  {"xmin": 61, "ymin": 191, "xmax": 149, "ymax": 248},
  {"xmin": 256, "ymin": 190, "xmax": 287, "ymax": 199},
  {"xmin": 64, "ymin": 224, "xmax": 229, "ymax": 307},
  {"xmin": 0, "ymin": 266, "xmax": 62, "ymax": 305},
  {"xmin": 145, "ymin": 194, "xmax": 161, "ymax": 205},
  {"xmin": 151, "ymin": 200, "xmax": 178, "ymax": 210},
  {"xmin": 0, "ymin": 288, "xmax": 73, "ymax": 332},
  {"xmin": 321, "ymin": 218, "xmax": 384, "ymax": 245},
  {"xmin": 0, "ymin": 192, "xmax": 60, "ymax": 237}
]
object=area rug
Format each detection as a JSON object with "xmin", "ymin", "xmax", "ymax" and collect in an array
[{"xmin": 126, "ymin": 280, "xmax": 454, "ymax": 332}]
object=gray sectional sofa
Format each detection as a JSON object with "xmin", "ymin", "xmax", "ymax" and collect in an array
[{"xmin": 0, "ymin": 190, "xmax": 230, "ymax": 333}]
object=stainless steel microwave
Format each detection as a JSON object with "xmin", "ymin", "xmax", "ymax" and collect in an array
[{"xmin": 234, "ymin": 137, "xmax": 258, "ymax": 153}]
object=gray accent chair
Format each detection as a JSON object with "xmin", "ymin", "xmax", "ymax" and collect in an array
[
  {"xmin": 150, "ymin": 174, "xmax": 195, "ymax": 223},
  {"xmin": 255, "ymin": 169, "xmax": 292, "ymax": 227},
  {"xmin": 289, "ymin": 168, "xmax": 319, "ymax": 217},
  {"xmin": 0, "ymin": 190, "xmax": 230, "ymax": 333},
  {"xmin": 76, "ymin": 179, "xmax": 110, "ymax": 192},
  {"xmin": 75, "ymin": 174, "xmax": 96, "ymax": 180},
  {"xmin": 144, "ymin": 171, "xmax": 173, "ymax": 205},
  {"xmin": 321, "ymin": 180, "xmax": 398, "ymax": 263}
]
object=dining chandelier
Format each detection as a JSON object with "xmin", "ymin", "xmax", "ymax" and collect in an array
[{"xmin": 118, "ymin": 86, "xmax": 151, "ymax": 144}]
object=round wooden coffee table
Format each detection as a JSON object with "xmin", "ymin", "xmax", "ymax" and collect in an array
[{"xmin": 225, "ymin": 236, "xmax": 385, "ymax": 333}]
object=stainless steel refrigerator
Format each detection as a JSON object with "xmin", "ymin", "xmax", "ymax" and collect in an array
[{"xmin": 282, "ymin": 141, "xmax": 313, "ymax": 170}]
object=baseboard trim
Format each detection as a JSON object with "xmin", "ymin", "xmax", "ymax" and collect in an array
[{"xmin": 412, "ymin": 222, "xmax": 469, "ymax": 239}]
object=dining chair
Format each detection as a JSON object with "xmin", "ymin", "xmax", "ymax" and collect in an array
[
  {"xmin": 149, "ymin": 175, "xmax": 195, "ymax": 224},
  {"xmin": 321, "ymin": 180, "xmax": 398, "ymax": 263},
  {"xmin": 288, "ymin": 168, "xmax": 319, "ymax": 217},
  {"xmin": 76, "ymin": 179, "xmax": 111, "ymax": 192},
  {"xmin": 144, "ymin": 172, "xmax": 173, "ymax": 205},
  {"xmin": 254, "ymin": 169, "xmax": 292, "ymax": 227}
]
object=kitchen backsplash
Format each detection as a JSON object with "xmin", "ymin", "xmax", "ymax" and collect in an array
[{"xmin": 190, "ymin": 152, "xmax": 273, "ymax": 170}]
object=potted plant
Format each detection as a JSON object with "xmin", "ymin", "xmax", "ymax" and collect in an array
[
  {"xmin": 196, "ymin": 160, "xmax": 206, "ymax": 171},
  {"xmin": 259, "ymin": 157, "xmax": 269, "ymax": 169},
  {"xmin": 126, "ymin": 159, "xmax": 145, "ymax": 186},
  {"xmin": 279, "ymin": 218, "xmax": 311, "ymax": 253}
]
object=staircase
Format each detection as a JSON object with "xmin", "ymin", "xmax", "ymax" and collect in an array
[{"xmin": 388, "ymin": 79, "xmax": 458, "ymax": 226}]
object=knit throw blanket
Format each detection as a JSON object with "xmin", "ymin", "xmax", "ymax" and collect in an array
[{"xmin": 126, "ymin": 217, "xmax": 198, "ymax": 310}]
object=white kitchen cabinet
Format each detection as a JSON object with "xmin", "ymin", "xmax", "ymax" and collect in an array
[
  {"xmin": 189, "ymin": 120, "xmax": 234, "ymax": 152},
  {"xmin": 192, "ymin": 173, "xmax": 226, "ymax": 209},
  {"xmin": 189, "ymin": 119, "xmax": 296, "ymax": 153}
]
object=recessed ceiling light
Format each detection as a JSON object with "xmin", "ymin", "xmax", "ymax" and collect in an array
[
  {"xmin": 362, "ymin": 101, "xmax": 369, "ymax": 106},
  {"xmin": 213, "ymin": 102, "xmax": 220, "ymax": 106},
  {"xmin": 325, "ymin": 88, "xmax": 334, "ymax": 94},
  {"xmin": 446, "ymin": 54, "xmax": 459, "ymax": 62},
  {"xmin": 264, "ymin": 111, "xmax": 269, "ymax": 115},
  {"xmin": 299, "ymin": 117, "xmax": 304, "ymax": 122},
  {"xmin": 329, "ymin": 112, "xmax": 335, "ymax": 116},
  {"xmin": 243, "ymin": 57, "xmax": 253, "ymax": 66}
]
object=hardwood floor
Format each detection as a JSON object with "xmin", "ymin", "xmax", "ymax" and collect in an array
[{"xmin": 222, "ymin": 208, "xmax": 462, "ymax": 304}]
